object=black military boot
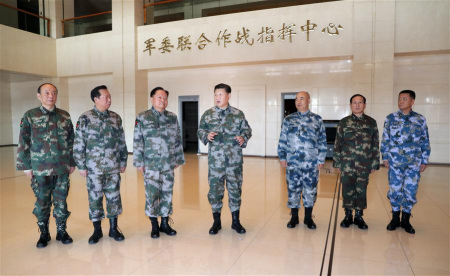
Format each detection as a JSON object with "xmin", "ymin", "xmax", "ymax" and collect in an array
[
  {"xmin": 401, "ymin": 211, "xmax": 415, "ymax": 234},
  {"xmin": 56, "ymin": 220, "xmax": 73, "ymax": 244},
  {"xmin": 386, "ymin": 211, "xmax": 400, "ymax": 231},
  {"xmin": 304, "ymin": 207, "xmax": 317, "ymax": 229},
  {"xmin": 340, "ymin": 208, "xmax": 353, "ymax": 228},
  {"xmin": 88, "ymin": 221, "xmax": 103, "ymax": 244},
  {"xmin": 160, "ymin": 217, "xmax": 177, "ymax": 236},
  {"xmin": 287, "ymin": 208, "xmax": 299, "ymax": 228},
  {"xmin": 209, "ymin": 212, "xmax": 222, "ymax": 235},
  {"xmin": 354, "ymin": 209, "xmax": 368, "ymax": 229},
  {"xmin": 149, "ymin": 217, "xmax": 160, "ymax": 239},
  {"xmin": 108, "ymin": 218, "xmax": 125, "ymax": 241},
  {"xmin": 231, "ymin": 210, "xmax": 246, "ymax": 234},
  {"xmin": 36, "ymin": 220, "xmax": 51, "ymax": 248}
]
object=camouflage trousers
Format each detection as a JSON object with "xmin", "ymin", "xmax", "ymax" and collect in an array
[
  {"xmin": 86, "ymin": 173, "xmax": 122, "ymax": 222},
  {"xmin": 208, "ymin": 164, "xmax": 243, "ymax": 213},
  {"xmin": 387, "ymin": 164, "xmax": 420, "ymax": 213},
  {"xmin": 144, "ymin": 169, "xmax": 174, "ymax": 217},
  {"xmin": 286, "ymin": 166, "xmax": 318, "ymax": 208},
  {"xmin": 30, "ymin": 174, "xmax": 70, "ymax": 223},
  {"xmin": 340, "ymin": 170, "xmax": 369, "ymax": 210}
]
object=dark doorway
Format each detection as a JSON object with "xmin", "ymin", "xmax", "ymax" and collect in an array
[
  {"xmin": 283, "ymin": 98, "xmax": 297, "ymax": 118},
  {"xmin": 182, "ymin": 101, "xmax": 199, "ymax": 153},
  {"xmin": 17, "ymin": 0, "xmax": 40, "ymax": 35}
]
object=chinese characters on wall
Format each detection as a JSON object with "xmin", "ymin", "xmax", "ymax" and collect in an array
[{"xmin": 144, "ymin": 20, "xmax": 344, "ymax": 56}]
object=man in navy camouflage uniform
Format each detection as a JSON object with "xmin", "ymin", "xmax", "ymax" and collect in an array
[
  {"xmin": 278, "ymin": 91, "xmax": 327, "ymax": 229},
  {"xmin": 333, "ymin": 94, "xmax": 380, "ymax": 230},
  {"xmin": 74, "ymin": 85, "xmax": 128, "ymax": 244},
  {"xmin": 198, "ymin": 83, "xmax": 252, "ymax": 235},
  {"xmin": 133, "ymin": 87, "xmax": 185, "ymax": 238},
  {"xmin": 16, "ymin": 83, "xmax": 75, "ymax": 248},
  {"xmin": 382, "ymin": 90, "xmax": 430, "ymax": 234}
]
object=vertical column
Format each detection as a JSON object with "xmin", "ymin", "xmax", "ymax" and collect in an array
[
  {"xmin": 372, "ymin": 0, "xmax": 396, "ymax": 127},
  {"xmin": 352, "ymin": 0, "xmax": 375, "ymax": 110},
  {"xmin": 112, "ymin": 0, "xmax": 148, "ymax": 151},
  {"xmin": 0, "ymin": 72, "xmax": 13, "ymax": 145}
]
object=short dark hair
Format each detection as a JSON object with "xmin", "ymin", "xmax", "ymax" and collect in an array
[
  {"xmin": 150, "ymin": 87, "xmax": 168, "ymax": 97},
  {"xmin": 214, "ymin": 83, "xmax": 231, "ymax": 93},
  {"xmin": 91, "ymin": 85, "xmax": 108, "ymax": 102},
  {"xmin": 350, "ymin": 94, "xmax": 366, "ymax": 104},
  {"xmin": 399, "ymin": 90, "xmax": 416, "ymax": 100},
  {"xmin": 37, "ymin": 83, "xmax": 57, "ymax": 94}
]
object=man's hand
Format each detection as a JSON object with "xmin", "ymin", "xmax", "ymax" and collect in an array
[
  {"xmin": 175, "ymin": 164, "xmax": 179, "ymax": 169},
  {"xmin": 69, "ymin": 167, "xmax": 75, "ymax": 175},
  {"xmin": 335, "ymin": 168, "xmax": 341, "ymax": 173},
  {"xmin": 280, "ymin": 160, "xmax": 287, "ymax": 168},
  {"xmin": 137, "ymin": 166, "xmax": 145, "ymax": 173},
  {"xmin": 120, "ymin": 167, "xmax": 126, "ymax": 173},
  {"xmin": 24, "ymin": 170, "xmax": 33, "ymax": 179},
  {"xmin": 79, "ymin": 169, "xmax": 87, "ymax": 178},
  {"xmin": 317, "ymin": 164, "xmax": 324, "ymax": 170},
  {"xmin": 383, "ymin": 160, "xmax": 389, "ymax": 169},
  {"xmin": 420, "ymin": 164, "xmax": 427, "ymax": 173},
  {"xmin": 207, "ymin": 132, "xmax": 218, "ymax": 142},
  {"xmin": 235, "ymin": 136, "xmax": 244, "ymax": 146},
  {"xmin": 370, "ymin": 169, "xmax": 375, "ymax": 174}
]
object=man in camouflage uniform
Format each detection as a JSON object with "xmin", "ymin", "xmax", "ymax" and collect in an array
[
  {"xmin": 133, "ymin": 87, "xmax": 185, "ymax": 238},
  {"xmin": 197, "ymin": 83, "xmax": 252, "ymax": 235},
  {"xmin": 74, "ymin": 85, "xmax": 128, "ymax": 244},
  {"xmin": 382, "ymin": 90, "xmax": 430, "ymax": 234},
  {"xmin": 16, "ymin": 83, "xmax": 75, "ymax": 248},
  {"xmin": 333, "ymin": 94, "xmax": 380, "ymax": 230},
  {"xmin": 278, "ymin": 91, "xmax": 327, "ymax": 230}
]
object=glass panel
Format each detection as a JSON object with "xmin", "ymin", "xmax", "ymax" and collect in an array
[
  {"xmin": 0, "ymin": 4, "xmax": 49, "ymax": 37},
  {"xmin": 63, "ymin": 12, "xmax": 112, "ymax": 38},
  {"xmin": 145, "ymin": 0, "xmax": 336, "ymax": 25}
]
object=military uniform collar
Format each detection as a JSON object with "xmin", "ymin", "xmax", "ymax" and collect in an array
[
  {"xmin": 297, "ymin": 110, "xmax": 310, "ymax": 116},
  {"xmin": 40, "ymin": 105, "xmax": 56, "ymax": 115},
  {"xmin": 215, "ymin": 105, "xmax": 230, "ymax": 113},
  {"xmin": 151, "ymin": 106, "xmax": 165, "ymax": 116},
  {"xmin": 397, "ymin": 109, "xmax": 414, "ymax": 118},
  {"xmin": 352, "ymin": 113, "xmax": 365, "ymax": 120},
  {"xmin": 94, "ymin": 106, "xmax": 109, "ymax": 117}
]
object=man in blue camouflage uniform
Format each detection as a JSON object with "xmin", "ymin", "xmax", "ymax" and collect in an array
[
  {"xmin": 198, "ymin": 83, "xmax": 252, "ymax": 235},
  {"xmin": 74, "ymin": 85, "xmax": 128, "ymax": 244},
  {"xmin": 382, "ymin": 90, "xmax": 430, "ymax": 234},
  {"xmin": 278, "ymin": 91, "xmax": 327, "ymax": 229},
  {"xmin": 134, "ymin": 87, "xmax": 185, "ymax": 238},
  {"xmin": 333, "ymin": 94, "xmax": 380, "ymax": 230},
  {"xmin": 16, "ymin": 83, "xmax": 75, "ymax": 248}
]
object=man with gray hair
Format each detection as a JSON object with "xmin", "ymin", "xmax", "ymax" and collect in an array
[{"xmin": 278, "ymin": 91, "xmax": 327, "ymax": 229}]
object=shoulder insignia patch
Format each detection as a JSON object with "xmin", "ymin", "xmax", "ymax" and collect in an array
[
  {"xmin": 76, "ymin": 121, "xmax": 80, "ymax": 130},
  {"xmin": 20, "ymin": 118, "xmax": 24, "ymax": 127},
  {"xmin": 135, "ymin": 119, "xmax": 139, "ymax": 127}
]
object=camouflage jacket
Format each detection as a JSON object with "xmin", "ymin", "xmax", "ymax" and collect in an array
[
  {"xmin": 333, "ymin": 114, "xmax": 380, "ymax": 172},
  {"xmin": 74, "ymin": 107, "xmax": 128, "ymax": 175},
  {"xmin": 197, "ymin": 105, "xmax": 252, "ymax": 167},
  {"xmin": 16, "ymin": 106, "xmax": 75, "ymax": 176},
  {"xmin": 133, "ymin": 107, "xmax": 185, "ymax": 171},
  {"xmin": 381, "ymin": 110, "xmax": 430, "ymax": 166},
  {"xmin": 278, "ymin": 110, "xmax": 327, "ymax": 168}
]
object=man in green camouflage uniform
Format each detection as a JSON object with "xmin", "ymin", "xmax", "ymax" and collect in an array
[
  {"xmin": 74, "ymin": 85, "xmax": 128, "ymax": 244},
  {"xmin": 16, "ymin": 83, "xmax": 76, "ymax": 248},
  {"xmin": 197, "ymin": 83, "xmax": 252, "ymax": 235},
  {"xmin": 333, "ymin": 94, "xmax": 380, "ymax": 229},
  {"xmin": 133, "ymin": 87, "xmax": 185, "ymax": 239}
]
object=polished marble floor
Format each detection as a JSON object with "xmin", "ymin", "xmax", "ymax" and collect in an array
[{"xmin": 0, "ymin": 147, "xmax": 449, "ymax": 275}]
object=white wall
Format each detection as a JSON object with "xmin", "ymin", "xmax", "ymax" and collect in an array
[{"xmin": 0, "ymin": 25, "xmax": 56, "ymax": 76}]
